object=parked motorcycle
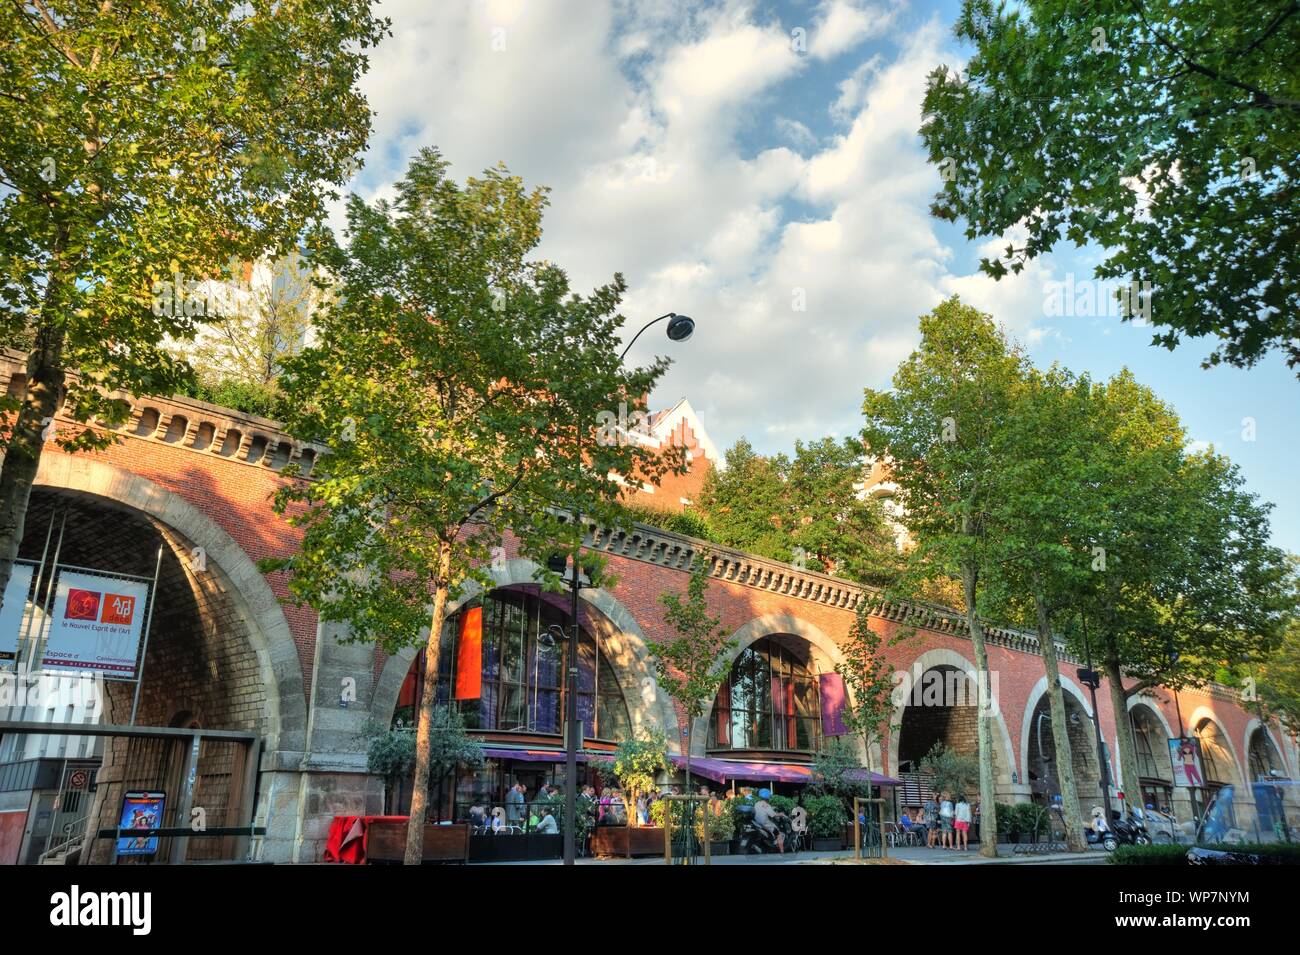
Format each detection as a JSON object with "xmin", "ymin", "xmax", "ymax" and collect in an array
[{"xmin": 1109, "ymin": 809, "xmax": 1152, "ymax": 847}]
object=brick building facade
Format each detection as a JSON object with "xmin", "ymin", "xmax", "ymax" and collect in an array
[{"xmin": 0, "ymin": 350, "xmax": 1294, "ymax": 862}]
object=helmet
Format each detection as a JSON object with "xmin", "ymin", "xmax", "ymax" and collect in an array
[{"xmin": 758, "ymin": 788, "xmax": 772, "ymax": 800}]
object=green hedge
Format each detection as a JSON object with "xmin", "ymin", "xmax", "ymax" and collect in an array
[
  {"xmin": 620, "ymin": 502, "xmax": 717, "ymax": 542},
  {"xmin": 1109, "ymin": 842, "xmax": 1300, "ymax": 865}
]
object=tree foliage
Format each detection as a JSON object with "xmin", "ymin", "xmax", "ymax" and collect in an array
[
  {"xmin": 266, "ymin": 148, "xmax": 683, "ymax": 861},
  {"xmin": 608, "ymin": 730, "xmax": 670, "ymax": 827},
  {"xmin": 653, "ymin": 549, "xmax": 736, "ymax": 787},
  {"xmin": 920, "ymin": 0, "xmax": 1300, "ymax": 369},
  {"xmin": 697, "ymin": 436, "xmax": 899, "ymax": 585},
  {"xmin": 0, "ymin": 0, "xmax": 388, "ymax": 610},
  {"xmin": 862, "ymin": 297, "xmax": 1026, "ymax": 857},
  {"xmin": 834, "ymin": 603, "xmax": 902, "ymax": 773}
]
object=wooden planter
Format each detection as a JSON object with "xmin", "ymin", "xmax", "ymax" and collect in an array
[
  {"xmin": 365, "ymin": 821, "xmax": 470, "ymax": 864},
  {"xmin": 589, "ymin": 826, "xmax": 665, "ymax": 858},
  {"xmin": 813, "ymin": 837, "xmax": 842, "ymax": 852}
]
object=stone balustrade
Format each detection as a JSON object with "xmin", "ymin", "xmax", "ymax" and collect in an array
[{"xmin": 0, "ymin": 349, "xmax": 323, "ymax": 478}]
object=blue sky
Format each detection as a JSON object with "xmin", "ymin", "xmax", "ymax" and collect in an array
[{"xmin": 338, "ymin": 0, "xmax": 1299, "ymax": 553}]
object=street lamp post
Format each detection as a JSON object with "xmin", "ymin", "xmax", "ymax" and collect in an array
[
  {"xmin": 547, "ymin": 310, "xmax": 696, "ymax": 866},
  {"xmin": 1077, "ymin": 617, "xmax": 1114, "ymax": 820}
]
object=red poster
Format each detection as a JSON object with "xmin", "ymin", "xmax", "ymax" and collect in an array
[
  {"xmin": 65, "ymin": 588, "xmax": 101, "ymax": 621},
  {"xmin": 100, "ymin": 593, "xmax": 137, "ymax": 626},
  {"xmin": 453, "ymin": 607, "xmax": 483, "ymax": 700}
]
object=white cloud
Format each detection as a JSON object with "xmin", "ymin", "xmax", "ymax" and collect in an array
[{"xmin": 333, "ymin": 1, "xmax": 1061, "ymax": 455}]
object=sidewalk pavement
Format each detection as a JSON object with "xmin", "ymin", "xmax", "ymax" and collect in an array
[{"xmin": 485, "ymin": 845, "xmax": 1109, "ymax": 865}]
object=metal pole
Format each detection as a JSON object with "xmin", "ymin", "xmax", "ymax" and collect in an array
[
  {"xmin": 563, "ymin": 557, "xmax": 579, "ymax": 866},
  {"xmin": 128, "ymin": 544, "xmax": 164, "ymax": 725}
]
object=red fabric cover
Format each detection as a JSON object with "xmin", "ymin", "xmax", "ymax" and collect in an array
[{"xmin": 323, "ymin": 815, "xmax": 412, "ymax": 864}]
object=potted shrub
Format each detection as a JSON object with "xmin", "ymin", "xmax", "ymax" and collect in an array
[
  {"xmin": 696, "ymin": 806, "xmax": 735, "ymax": 856},
  {"xmin": 804, "ymin": 794, "xmax": 848, "ymax": 851},
  {"xmin": 994, "ymin": 803, "xmax": 1017, "ymax": 844}
]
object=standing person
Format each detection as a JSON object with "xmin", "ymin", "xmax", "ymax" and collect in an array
[
  {"xmin": 923, "ymin": 794, "xmax": 940, "ymax": 847},
  {"xmin": 954, "ymin": 795, "xmax": 972, "ymax": 850},
  {"xmin": 506, "ymin": 781, "xmax": 526, "ymax": 826},
  {"xmin": 939, "ymin": 792, "xmax": 955, "ymax": 849}
]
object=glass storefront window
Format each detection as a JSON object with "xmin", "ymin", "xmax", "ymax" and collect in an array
[
  {"xmin": 412, "ymin": 587, "xmax": 632, "ymax": 741},
  {"xmin": 707, "ymin": 636, "xmax": 823, "ymax": 753}
]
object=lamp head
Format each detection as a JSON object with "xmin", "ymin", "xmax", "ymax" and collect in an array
[{"xmin": 666, "ymin": 313, "xmax": 695, "ymax": 342}]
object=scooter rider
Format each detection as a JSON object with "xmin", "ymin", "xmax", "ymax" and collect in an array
[{"xmin": 754, "ymin": 789, "xmax": 788, "ymax": 853}]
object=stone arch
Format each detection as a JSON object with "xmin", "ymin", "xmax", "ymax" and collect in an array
[
  {"xmin": 370, "ymin": 558, "xmax": 678, "ymax": 749},
  {"xmin": 1243, "ymin": 717, "xmax": 1290, "ymax": 779},
  {"xmin": 33, "ymin": 455, "xmax": 304, "ymax": 753},
  {"xmin": 690, "ymin": 613, "xmax": 849, "ymax": 760},
  {"xmin": 1125, "ymin": 696, "xmax": 1177, "ymax": 791},
  {"xmin": 888, "ymin": 647, "xmax": 1017, "ymax": 789},
  {"xmin": 1018, "ymin": 674, "xmax": 1097, "ymax": 785},
  {"xmin": 1187, "ymin": 707, "xmax": 1244, "ymax": 785}
]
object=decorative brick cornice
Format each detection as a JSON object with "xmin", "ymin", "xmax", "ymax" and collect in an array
[
  {"xmin": 582, "ymin": 516, "xmax": 1079, "ymax": 664},
  {"xmin": 0, "ymin": 349, "xmax": 323, "ymax": 477}
]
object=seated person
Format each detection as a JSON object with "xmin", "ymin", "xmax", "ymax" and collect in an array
[
  {"xmin": 898, "ymin": 810, "xmax": 915, "ymax": 832},
  {"xmin": 536, "ymin": 808, "xmax": 559, "ymax": 835},
  {"xmin": 468, "ymin": 804, "xmax": 489, "ymax": 829}
]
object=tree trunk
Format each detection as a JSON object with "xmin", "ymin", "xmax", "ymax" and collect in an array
[
  {"xmin": 0, "ymin": 311, "xmax": 68, "ymax": 615},
  {"xmin": 1104, "ymin": 653, "xmax": 1141, "ymax": 817},
  {"xmin": 404, "ymin": 541, "xmax": 453, "ymax": 865},
  {"xmin": 960, "ymin": 561, "xmax": 999, "ymax": 858},
  {"xmin": 1033, "ymin": 593, "xmax": 1086, "ymax": 851}
]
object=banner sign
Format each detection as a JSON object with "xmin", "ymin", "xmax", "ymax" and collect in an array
[
  {"xmin": 41, "ymin": 571, "xmax": 150, "ymax": 679},
  {"xmin": 0, "ymin": 562, "xmax": 34, "ymax": 665},
  {"xmin": 453, "ymin": 606, "xmax": 483, "ymax": 700},
  {"xmin": 1169, "ymin": 736, "xmax": 1206, "ymax": 788},
  {"xmin": 819, "ymin": 672, "xmax": 849, "ymax": 737},
  {"xmin": 117, "ymin": 791, "xmax": 166, "ymax": 857}
]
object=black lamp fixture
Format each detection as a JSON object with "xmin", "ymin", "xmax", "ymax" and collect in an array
[{"xmin": 619, "ymin": 311, "xmax": 696, "ymax": 360}]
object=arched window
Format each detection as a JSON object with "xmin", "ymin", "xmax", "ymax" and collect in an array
[
  {"xmin": 395, "ymin": 587, "xmax": 632, "ymax": 742},
  {"xmin": 1130, "ymin": 705, "xmax": 1173, "ymax": 811},
  {"xmin": 707, "ymin": 636, "xmax": 822, "ymax": 753},
  {"xmin": 1248, "ymin": 728, "xmax": 1285, "ymax": 782},
  {"xmin": 1195, "ymin": 719, "xmax": 1234, "ymax": 786}
]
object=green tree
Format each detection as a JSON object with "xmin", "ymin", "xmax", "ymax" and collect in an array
[
  {"xmin": 982, "ymin": 365, "xmax": 1098, "ymax": 850},
  {"xmin": 608, "ymin": 730, "xmax": 670, "ymax": 828},
  {"xmin": 862, "ymin": 296, "xmax": 1027, "ymax": 857},
  {"xmin": 362, "ymin": 708, "xmax": 483, "ymax": 816},
  {"xmin": 178, "ymin": 251, "xmax": 322, "ymax": 391},
  {"xmin": 834, "ymin": 602, "xmax": 901, "ymax": 777},
  {"xmin": 697, "ymin": 439, "xmax": 787, "ymax": 558},
  {"xmin": 697, "ymin": 436, "xmax": 898, "ymax": 585},
  {"xmin": 266, "ymin": 148, "xmax": 682, "ymax": 863},
  {"xmin": 920, "ymin": 0, "xmax": 1300, "ymax": 370},
  {"xmin": 920, "ymin": 743, "xmax": 979, "ymax": 799},
  {"xmin": 1069, "ymin": 373, "xmax": 1293, "ymax": 806},
  {"xmin": 653, "ymin": 549, "xmax": 736, "ymax": 793},
  {"xmin": 0, "ymin": 1, "xmax": 387, "ymax": 610}
]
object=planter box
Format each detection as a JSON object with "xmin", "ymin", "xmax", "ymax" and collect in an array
[
  {"xmin": 365, "ymin": 821, "xmax": 470, "ymax": 864},
  {"xmin": 590, "ymin": 826, "xmax": 665, "ymax": 858},
  {"xmin": 469, "ymin": 833, "xmax": 562, "ymax": 863},
  {"xmin": 709, "ymin": 841, "xmax": 731, "ymax": 857},
  {"xmin": 812, "ymin": 837, "xmax": 841, "ymax": 852}
]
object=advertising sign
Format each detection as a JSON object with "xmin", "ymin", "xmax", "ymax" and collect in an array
[
  {"xmin": 41, "ymin": 571, "xmax": 151, "ymax": 679},
  {"xmin": 117, "ymin": 791, "xmax": 166, "ymax": 856},
  {"xmin": 1169, "ymin": 736, "xmax": 1206, "ymax": 788},
  {"xmin": 819, "ymin": 672, "xmax": 849, "ymax": 737},
  {"xmin": 0, "ymin": 562, "xmax": 34, "ymax": 665}
]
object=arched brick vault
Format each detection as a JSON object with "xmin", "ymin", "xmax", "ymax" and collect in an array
[
  {"xmin": 1127, "ymin": 696, "xmax": 1178, "ymax": 790},
  {"xmin": 370, "ymin": 558, "xmax": 681, "ymax": 747},
  {"xmin": 1018, "ymin": 674, "xmax": 1098, "ymax": 784},
  {"xmin": 1243, "ymin": 717, "xmax": 1295, "ymax": 778},
  {"xmin": 887, "ymin": 647, "xmax": 1017, "ymax": 788},
  {"xmin": 32, "ymin": 455, "xmax": 306, "ymax": 754},
  {"xmin": 1188, "ymin": 706, "xmax": 1246, "ymax": 784}
]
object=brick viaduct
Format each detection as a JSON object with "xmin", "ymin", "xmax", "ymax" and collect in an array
[{"xmin": 3, "ymin": 350, "xmax": 1294, "ymax": 861}]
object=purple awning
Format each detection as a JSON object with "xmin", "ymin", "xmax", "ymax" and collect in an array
[
  {"xmin": 482, "ymin": 748, "xmax": 589, "ymax": 763},
  {"xmin": 669, "ymin": 755, "xmax": 899, "ymax": 787}
]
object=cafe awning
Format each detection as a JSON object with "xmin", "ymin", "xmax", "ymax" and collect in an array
[
  {"xmin": 669, "ymin": 755, "xmax": 899, "ymax": 787},
  {"xmin": 482, "ymin": 747, "xmax": 588, "ymax": 763}
]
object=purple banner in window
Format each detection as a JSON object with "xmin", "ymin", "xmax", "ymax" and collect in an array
[{"xmin": 819, "ymin": 673, "xmax": 848, "ymax": 737}]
